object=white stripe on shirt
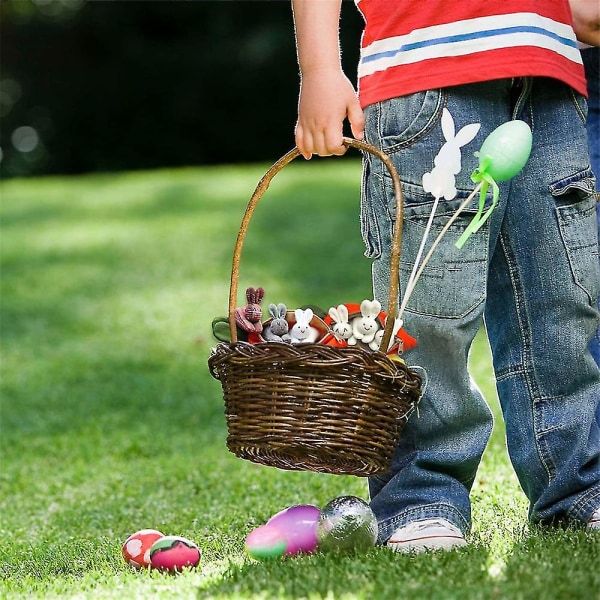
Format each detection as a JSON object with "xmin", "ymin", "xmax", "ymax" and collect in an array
[{"xmin": 359, "ymin": 13, "xmax": 581, "ymax": 78}]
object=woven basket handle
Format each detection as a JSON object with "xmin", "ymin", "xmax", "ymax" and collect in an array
[{"xmin": 229, "ymin": 137, "xmax": 405, "ymax": 352}]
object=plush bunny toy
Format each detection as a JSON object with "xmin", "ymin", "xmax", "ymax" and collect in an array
[
  {"xmin": 351, "ymin": 299, "xmax": 382, "ymax": 346},
  {"xmin": 373, "ymin": 317, "xmax": 419, "ymax": 354},
  {"xmin": 328, "ymin": 304, "xmax": 356, "ymax": 345},
  {"xmin": 289, "ymin": 308, "xmax": 320, "ymax": 344},
  {"xmin": 263, "ymin": 303, "xmax": 291, "ymax": 342},
  {"xmin": 234, "ymin": 286, "xmax": 265, "ymax": 334}
]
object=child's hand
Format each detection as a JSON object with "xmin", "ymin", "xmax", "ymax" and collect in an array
[{"xmin": 295, "ymin": 68, "xmax": 365, "ymax": 159}]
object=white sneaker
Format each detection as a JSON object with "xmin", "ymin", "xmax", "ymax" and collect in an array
[
  {"xmin": 587, "ymin": 509, "xmax": 600, "ymax": 530},
  {"xmin": 387, "ymin": 518, "xmax": 467, "ymax": 553}
]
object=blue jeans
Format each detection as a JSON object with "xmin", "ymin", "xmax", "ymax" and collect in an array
[
  {"xmin": 583, "ymin": 47, "xmax": 600, "ymax": 366},
  {"xmin": 361, "ymin": 78, "xmax": 600, "ymax": 542}
]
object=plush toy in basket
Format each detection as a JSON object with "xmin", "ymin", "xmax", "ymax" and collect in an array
[{"xmin": 209, "ymin": 290, "xmax": 423, "ymax": 478}]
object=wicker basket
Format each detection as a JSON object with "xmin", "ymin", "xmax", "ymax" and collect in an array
[{"xmin": 208, "ymin": 138, "xmax": 422, "ymax": 477}]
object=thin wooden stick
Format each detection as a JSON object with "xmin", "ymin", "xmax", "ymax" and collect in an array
[
  {"xmin": 397, "ymin": 181, "xmax": 483, "ymax": 322},
  {"xmin": 401, "ymin": 195, "xmax": 440, "ymax": 318}
]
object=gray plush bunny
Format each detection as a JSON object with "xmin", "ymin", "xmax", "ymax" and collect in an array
[{"xmin": 262, "ymin": 303, "xmax": 291, "ymax": 342}]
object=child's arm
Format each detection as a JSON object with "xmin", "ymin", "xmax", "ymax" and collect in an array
[
  {"xmin": 570, "ymin": 0, "xmax": 600, "ymax": 46},
  {"xmin": 292, "ymin": 0, "xmax": 365, "ymax": 159}
]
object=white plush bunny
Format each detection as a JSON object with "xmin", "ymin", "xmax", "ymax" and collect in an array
[
  {"xmin": 372, "ymin": 316, "xmax": 404, "ymax": 352},
  {"xmin": 372, "ymin": 328, "xmax": 385, "ymax": 352},
  {"xmin": 289, "ymin": 308, "xmax": 320, "ymax": 344},
  {"xmin": 351, "ymin": 299, "xmax": 382, "ymax": 345},
  {"xmin": 328, "ymin": 304, "xmax": 356, "ymax": 345},
  {"xmin": 422, "ymin": 108, "xmax": 480, "ymax": 201}
]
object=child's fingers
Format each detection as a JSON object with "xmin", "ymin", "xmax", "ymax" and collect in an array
[
  {"xmin": 348, "ymin": 103, "xmax": 366, "ymax": 141},
  {"xmin": 323, "ymin": 129, "xmax": 347, "ymax": 156},
  {"xmin": 296, "ymin": 123, "xmax": 346, "ymax": 157},
  {"xmin": 295, "ymin": 123, "xmax": 313, "ymax": 160}
]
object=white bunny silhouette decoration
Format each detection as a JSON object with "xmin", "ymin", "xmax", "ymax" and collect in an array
[{"xmin": 422, "ymin": 108, "xmax": 481, "ymax": 201}]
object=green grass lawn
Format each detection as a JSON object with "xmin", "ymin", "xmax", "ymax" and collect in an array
[{"xmin": 1, "ymin": 159, "xmax": 598, "ymax": 599}]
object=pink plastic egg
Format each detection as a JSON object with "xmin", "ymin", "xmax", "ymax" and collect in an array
[
  {"xmin": 149, "ymin": 535, "xmax": 201, "ymax": 573},
  {"xmin": 266, "ymin": 504, "xmax": 320, "ymax": 555},
  {"xmin": 122, "ymin": 529, "xmax": 165, "ymax": 568},
  {"xmin": 245, "ymin": 524, "xmax": 287, "ymax": 560}
]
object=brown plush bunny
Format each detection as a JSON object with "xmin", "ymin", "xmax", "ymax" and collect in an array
[{"xmin": 234, "ymin": 286, "xmax": 265, "ymax": 334}]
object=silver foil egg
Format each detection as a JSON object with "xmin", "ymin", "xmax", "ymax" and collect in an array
[{"xmin": 317, "ymin": 495, "xmax": 378, "ymax": 553}]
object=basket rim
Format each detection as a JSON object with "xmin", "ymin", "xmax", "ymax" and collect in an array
[{"xmin": 208, "ymin": 339, "xmax": 423, "ymax": 395}]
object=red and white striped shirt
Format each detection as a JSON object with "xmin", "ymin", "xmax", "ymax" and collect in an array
[{"xmin": 354, "ymin": 1, "xmax": 586, "ymax": 108}]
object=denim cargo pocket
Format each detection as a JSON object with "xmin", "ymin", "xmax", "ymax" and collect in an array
[
  {"xmin": 551, "ymin": 168, "xmax": 600, "ymax": 304},
  {"xmin": 374, "ymin": 89, "xmax": 444, "ymax": 154},
  {"xmin": 362, "ymin": 90, "xmax": 489, "ymax": 318},
  {"xmin": 361, "ymin": 91, "xmax": 445, "ymax": 260}
]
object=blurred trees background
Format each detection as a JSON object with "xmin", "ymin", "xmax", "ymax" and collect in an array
[{"xmin": 1, "ymin": 0, "xmax": 363, "ymax": 177}]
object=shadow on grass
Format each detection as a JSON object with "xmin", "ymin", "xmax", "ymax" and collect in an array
[
  {"xmin": 1, "ymin": 161, "xmax": 370, "ymax": 443},
  {"xmin": 0, "ymin": 161, "xmax": 516, "ymax": 598},
  {"xmin": 1, "ymin": 161, "xmax": 370, "ymax": 344},
  {"xmin": 196, "ymin": 545, "xmax": 492, "ymax": 600},
  {"xmin": 195, "ymin": 525, "xmax": 600, "ymax": 600},
  {"xmin": 498, "ymin": 526, "xmax": 600, "ymax": 599}
]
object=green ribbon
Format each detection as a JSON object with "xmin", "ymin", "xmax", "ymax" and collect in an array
[{"xmin": 455, "ymin": 155, "xmax": 499, "ymax": 249}]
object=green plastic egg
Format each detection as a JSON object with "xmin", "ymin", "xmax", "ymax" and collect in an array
[
  {"xmin": 477, "ymin": 120, "xmax": 532, "ymax": 181},
  {"xmin": 245, "ymin": 525, "xmax": 287, "ymax": 560}
]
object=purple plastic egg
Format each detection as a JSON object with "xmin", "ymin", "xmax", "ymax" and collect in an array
[{"xmin": 266, "ymin": 504, "xmax": 320, "ymax": 555}]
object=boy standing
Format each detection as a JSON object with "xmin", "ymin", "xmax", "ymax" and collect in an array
[{"xmin": 292, "ymin": 0, "xmax": 600, "ymax": 551}]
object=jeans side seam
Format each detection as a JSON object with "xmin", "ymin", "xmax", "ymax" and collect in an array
[{"xmin": 500, "ymin": 232, "xmax": 556, "ymax": 484}]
